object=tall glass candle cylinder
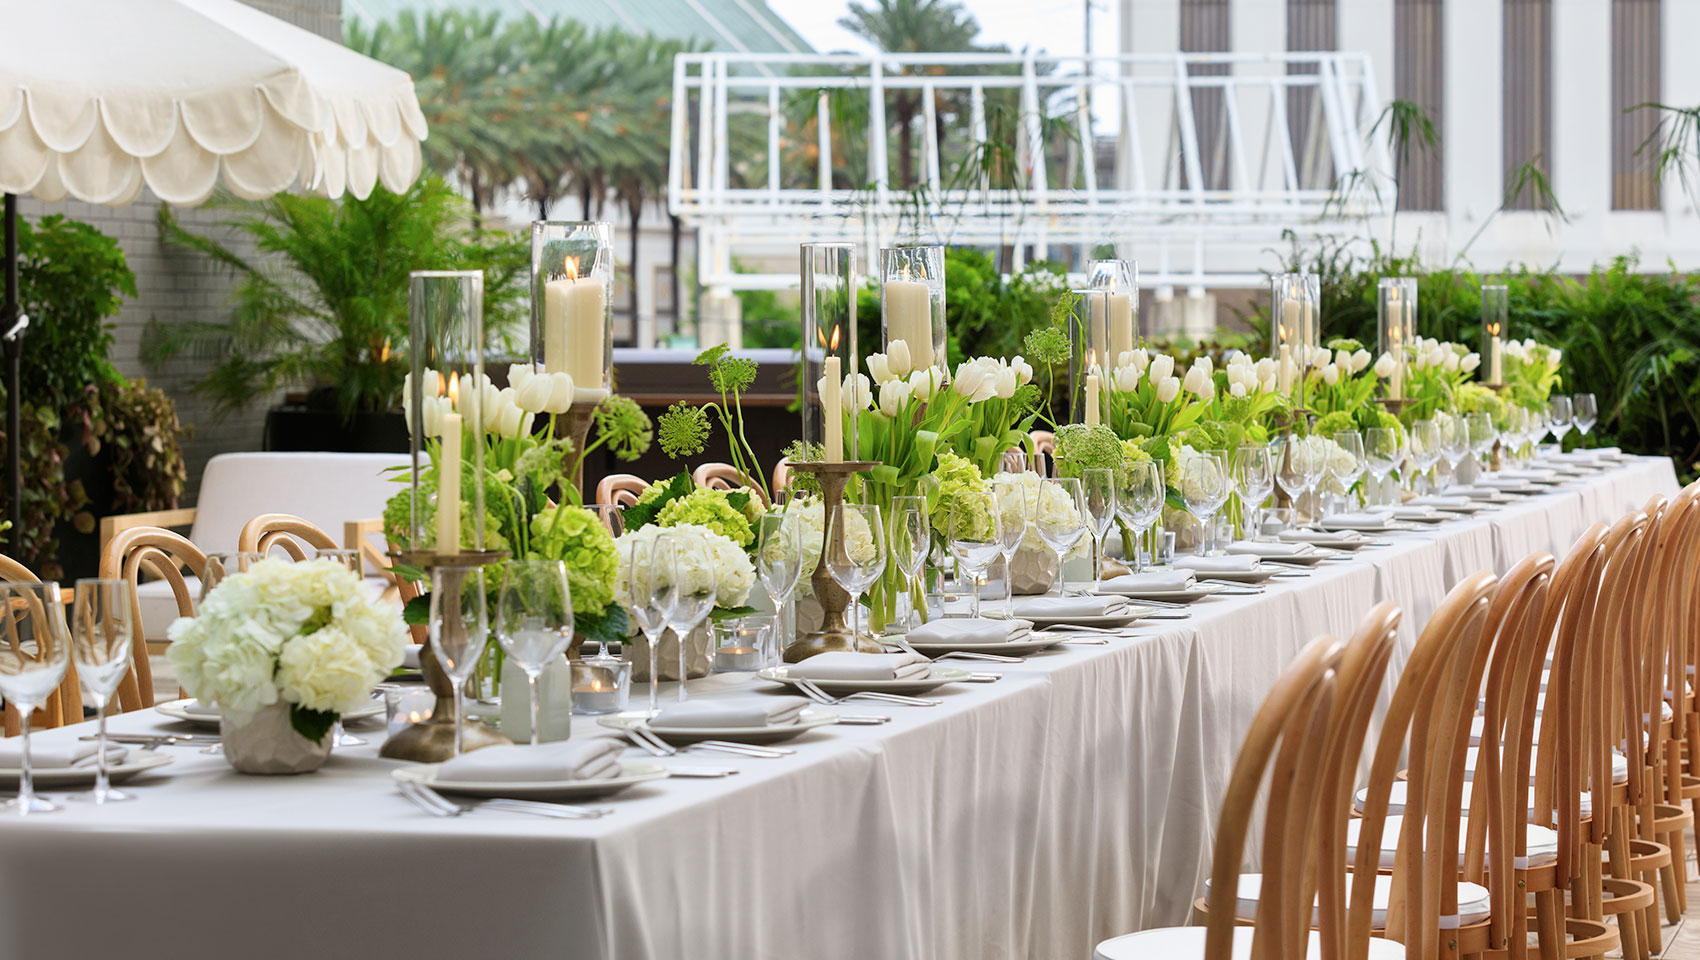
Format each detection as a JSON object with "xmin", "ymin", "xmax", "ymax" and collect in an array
[
  {"xmin": 1068, "ymin": 289, "xmax": 1108, "ymax": 426},
  {"xmin": 801, "ymin": 243, "xmax": 858, "ymax": 463},
  {"xmin": 879, "ymin": 245, "xmax": 946, "ymax": 378},
  {"xmin": 1481, "ymin": 284, "xmax": 1508, "ymax": 385},
  {"xmin": 1086, "ymin": 258, "xmax": 1138, "ymax": 367},
  {"xmin": 1303, "ymin": 273, "xmax": 1322, "ymax": 348},
  {"xmin": 1377, "ymin": 277, "xmax": 1415, "ymax": 400},
  {"xmin": 530, "ymin": 221, "xmax": 613, "ymax": 404},
  {"xmin": 408, "ymin": 271, "xmax": 486, "ymax": 555},
  {"xmin": 1270, "ymin": 273, "xmax": 1316, "ymax": 389}
]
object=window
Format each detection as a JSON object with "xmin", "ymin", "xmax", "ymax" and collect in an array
[
  {"xmin": 1181, "ymin": 0, "xmax": 1231, "ymax": 190},
  {"xmin": 1612, "ymin": 0, "xmax": 1661, "ymax": 210},
  {"xmin": 1394, "ymin": 0, "xmax": 1444, "ymax": 210},
  {"xmin": 1287, "ymin": 0, "xmax": 1337, "ymax": 189},
  {"xmin": 1503, "ymin": 0, "xmax": 1553, "ymax": 210}
]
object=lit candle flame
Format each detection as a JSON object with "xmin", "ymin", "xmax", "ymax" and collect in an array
[
  {"xmin": 829, "ymin": 324, "xmax": 840, "ymax": 352},
  {"xmin": 563, "ymin": 257, "xmax": 580, "ymax": 282},
  {"xmin": 446, "ymin": 371, "xmax": 459, "ymax": 404}
]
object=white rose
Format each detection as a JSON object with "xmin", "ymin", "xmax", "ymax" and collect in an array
[
  {"xmin": 909, "ymin": 367, "xmax": 943, "ymax": 401},
  {"xmin": 1147, "ymin": 353, "xmax": 1175, "ymax": 382},
  {"xmin": 1156, "ymin": 376, "xmax": 1181, "ymax": 403},
  {"xmin": 887, "ymin": 339, "xmax": 914, "ymax": 378},
  {"xmin": 878, "ymin": 378, "xmax": 913, "ymax": 417},
  {"xmin": 866, "ymin": 353, "xmax": 894, "ymax": 385},
  {"xmin": 1373, "ymin": 352, "xmax": 1396, "ymax": 379}
]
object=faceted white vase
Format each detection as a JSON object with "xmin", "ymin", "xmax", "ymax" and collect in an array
[{"xmin": 220, "ymin": 702, "xmax": 333, "ymax": 775}]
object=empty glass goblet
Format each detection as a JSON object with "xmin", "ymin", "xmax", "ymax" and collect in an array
[
  {"xmin": 1115, "ymin": 460, "xmax": 1164, "ymax": 571},
  {"xmin": 69, "ymin": 578, "xmax": 134, "ymax": 804},
  {"xmin": 826, "ymin": 504, "xmax": 886, "ymax": 644},
  {"xmin": 1329, "ymin": 431, "xmax": 1365, "ymax": 515},
  {"xmin": 626, "ymin": 536, "xmax": 677, "ymax": 716},
  {"xmin": 1232, "ymin": 445, "xmax": 1273, "ymax": 542},
  {"xmin": 1036, "ymin": 477, "xmax": 1087, "ymax": 595},
  {"xmin": 755, "ymin": 512, "xmax": 806, "ymax": 651},
  {"xmin": 988, "ymin": 479, "xmax": 1026, "ymax": 616},
  {"xmin": 1363, "ymin": 428, "xmax": 1403, "ymax": 505},
  {"xmin": 429, "ymin": 565, "xmax": 488, "ymax": 757},
  {"xmin": 1571, "ymin": 393, "xmax": 1598, "ymax": 438},
  {"xmin": 946, "ymin": 491, "xmax": 1001, "ymax": 619},
  {"xmin": 496, "ymin": 559, "xmax": 574, "ymax": 746},
  {"xmin": 1079, "ymin": 468, "xmax": 1118, "ymax": 592},
  {"xmin": 667, "ymin": 538, "xmax": 715, "ymax": 702}
]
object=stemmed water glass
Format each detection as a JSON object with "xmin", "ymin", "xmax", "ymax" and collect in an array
[
  {"xmin": 667, "ymin": 539, "xmax": 715, "ymax": 701},
  {"xmin": 1439, "ymin": 412, "xmax": 1472, "ymax": 487},
  {"xmin": 946, "ymin": 491, "xmax": 1002, "ymax": 619},
  {"xmin": 755, "ymin": 513, "xmax": 806, "ymax": 653},
  {"xmin": 199, "ymin": 551, "xmax": 262, "ymax": 607},
  {"xmin": 888, "ymin": 497, "xmax": 930, "ymax": 631},
  {"xmin": 1000, "ymin": 449, "xmax": 1030, "ymax": 476},
  {"xmin": 1036, "ymin": 477, "xmax": 1087, "ymax": 595},
  {"xmin": 1547, "ymin": 395, "xmax": 1574, "ymax": 449},
  {"xmin": 68, "ymin": 579, "xmax": 132, "ymax": 805},
  {"xmin": 1408, "ymin": 419, "xmax": 1442, "ymax": 494},
  {"xmin": 1330, "ymin": 431, "xmax": 1365, "ymax": 515},
  {"xmin": 1363, "ymin": 428, "xmax": 1403, "ymax": 505},
  {"xmin": 495, "ymin": 560, "xmax": 574, "ymax": 746},
  {"xmin": 0, "ymin": 582, "xmax": 70, "ymax": 815},
  {"xmin": 826, "ymin": 504, "xmax": 886, "ymax": 643},
  {"xmin": 988, "ymin": 479, "xmax": 1027, "ymax": 616},
  {"xmin": 1466, "ymin": 412, "xmax": 1498, "ymax": 477},
  {"xmin": 626, "ymin": 536, "xmax": 677, "ymax": 716},
  {"xmin": 1115, "ymin": 460, "xmax": 1164, "ymax": 569},
  {"xmin": 1572, "ymin": 393, "xmax": 1598, "ymax": 439},
  {"xmin": 1178, "ymin": 450, "xmax": 1228, "ymax": 555},
  {"xmin": 1273, "ymin": 435, "xmax": 1322, "ymax": 522},
  {"xmin": 1232, "ymin": 445, "xmax": 1273, "ymax": 542},
  {"xmin": 1080, "ymin": 468, "xmax": 1117, "ymax": 592},
  {"xmin": 429, "ymin": 565, "xmax": 488, "ymax": 757}
]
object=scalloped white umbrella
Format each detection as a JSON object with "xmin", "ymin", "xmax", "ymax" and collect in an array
[{"xmin": 0, "ymin": 0, "xmax": 428, "ymax": 538}]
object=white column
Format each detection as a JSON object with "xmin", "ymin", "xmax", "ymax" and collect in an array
[
  {"xmin": 1232, "ymin": 0, "xmax": 1283, "ymax": 193},
  {"xmin": 1337, "ymin": 0, "xmax": 1395, "ymax": 113},
  {"xmin": 1550, "ymin": 0, "xmax": 1610, "ymax": 271},
  {"xmin": 1444, "ymin": 0, "xmax": 1504, "ymax": 243},
  {"xmin": 1122, "ymin": 0, "xmax": 1180, "ymax": 193},
  {"xmin": 1663, "ymin": 0, "xmax": 1700, "ymax": 262}
]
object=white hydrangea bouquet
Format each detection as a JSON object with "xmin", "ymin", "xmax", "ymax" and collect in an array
[{"xmin": 166, "ymin": 558, "xmax": 408, "ymax": 745}]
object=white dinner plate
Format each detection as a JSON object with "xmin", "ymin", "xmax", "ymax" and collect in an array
[
  {"xmin": 1095, "ymin": 583, "xmax": 1225, "ymax": 603},
  {"xmin": 898, "ymin": 631, "xmax": 1071, "ymax": 655},
  {"xmin": 392, "ymin": 760, "xmax": 669, "ymax": 801},
  {"xmin": 756, "ymin": 664, "xmax": 972, "ymax": 695},
  {"xmin": 1230, "ymin": 547, "xmax": 1335, "ymax": 565},
  {"xmin": 598, "ymin": 708, "xmax": 839, "ymax": 744},
  {"xmin": 995, "ymin": 609, "xmax": 1152, "ymax": 631},
  {"xmin": 1316, "ymin": 518, "xmax": 1418, "ymax": 534},
  {"xmin": 0, "ymin": 750, "xmax": 174, "ymax": 789},
  {"xmin": 1180, "ymin": 566, "xmax": 1279, "ymax": 584},
  {"xmin": 155, "ymin": 697, "xmax": 385, "ymax": 729}
]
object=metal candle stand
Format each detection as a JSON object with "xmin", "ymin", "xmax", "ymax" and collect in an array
[
  {"xmin": 563, "ymin": 400, "xmax": 599, "ymax": 500},
  {"xmin": 781, "ymin": 460, "xmax": 881, "ymax": 662}
]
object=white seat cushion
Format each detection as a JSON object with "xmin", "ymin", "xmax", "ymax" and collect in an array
[
  {"xmin": 136, "ymin": 576, "xmax": 199, "ymax": 642},
  {"xmin": 1356, "ymin": 780, "xmax": 1592, "ymax": 819},
  {"xmin": 1464, "ymin": 745, "xmax": 1627, "ymax": 785},
  {"xmin": 1095, "ymin": 926, "xmax": 1406, "ymax": 960},
  {"xmin": 1472, "ymin": 702, "xmax": 1670, "ymax": 744},
  {"xmin": 1208, "ymin": 873, "xmax": 1489, "ymax": 928},
  {"xmin": 1346, "ymin": 815, "xmax": 1558, "ymax": 869},
  {"xmin": 186, "ymin": 452, "xmax": 400, "ymax": 555}
]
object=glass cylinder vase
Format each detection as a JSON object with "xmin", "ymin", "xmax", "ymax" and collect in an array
[
  {"xmin": 1481, "ymin": 283, "xmax": 1508, "ymax": 385},
  {"xmin": 1085, "ymin": 258, "xmax": 1138, "ymax": 367},
  {"xmin": 530, "ymin": 221, "xmax": 613, "ymax": 405},
  {"xmin": 407, "ymin": 271, "xmax": 487, "ymax": 557},
  {"xmin": 1067, "ymin": 289, "xmax": 1108, "ymax": 426},
  {"xmin": 878, "ymin": 244, "xmax": 946, "ymax": 379},
  {"xmin": 801, "ymin": 242, "xmax": 859, "ymax": 463},
  {"xmin": 1376, "ymin": 277, "xmax": 1416, "ymax": 401}
]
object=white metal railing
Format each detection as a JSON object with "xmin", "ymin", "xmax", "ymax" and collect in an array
[{"xmin": 668, "ymin": 51, "xmax": 1393, "ymax": 292}]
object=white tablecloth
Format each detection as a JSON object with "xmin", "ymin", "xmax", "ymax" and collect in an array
[{"xmin": 0, "ymin": 458, "xmax": 1677, "ymax": 960}]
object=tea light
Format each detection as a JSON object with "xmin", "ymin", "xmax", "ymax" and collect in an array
[
  {"xmin": 571, "ymin": 658, "xmax": 631, "ymax": 715},
  {"xmin": 386, "ymin": 690, "xmax": 437, "ymax": 737},
  {"xmin": 712, "ymin": 646, "xmax": 763, "ymax": 673}
]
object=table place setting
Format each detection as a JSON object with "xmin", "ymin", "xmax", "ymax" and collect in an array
[
  {"xmin": 895, "ymin": 614, "xmax": 1068, "ymax": 657},
  {"xmin": 1169, "ymin": 553, "xmax": 1292, "ymax": 584},
  {"xmin": 1362, "ymin": 503, "xmax": 1452, "ymax": 524},
  {"xmin": 1095, "ymin": 569, "xmax": 1232, "ymax": 603},
  {"xmin": 757, "ymin": 651, "xmax": 962, "ymax": 700},
  {"xmin": 1223, "ymin": 539, "xmax": 1334, "ymax": 565},
  {"xmin": 390, "ymin": 738, "xmax": 667, "ymax": 804},
  {"xmin": 1277, "ymin": 528, "xmax": 1371, "ymax": 550},
  {"xmin": 1405, "ymin": 493, "xmax": 1486, "ymax": 514},
  {"xmin": 598, "ymin": 696, "xmax": 837, "ymax": 746},
  {"xmin": 993, "ymin": 593, "xmax": 1154, "ymax": 629},
  {"xmin": 1312, "ymin": 511, "xmax": 1420, "ymax": 534},
  {"xmin": 0, "ymin": 739, "xmax": 173, "ymax": 791}
]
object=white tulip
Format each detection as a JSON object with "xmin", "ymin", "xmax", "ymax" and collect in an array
[
  {"xmin": 991, "ymin": 364, "xmax": 1019, "ymax": 400},
  {"xmin": 1193, "ymin": 355, "xmax": 1214, "ymax": 378},
  {"xmin": 866, "ymin": 353, "xmax": 894, "ymax": 385},
  {"xmin": 1372, "ymin": 352, "xmax": 1396, "ymax": 379},
  {"xmin": 909, "ymin": 367, "xmax": 943, "ymax": 401},
  {"xmin": 1129, "ymin": 348, "xmax": 1151, "ymax": 373},
  {"xmin": 1254, "ymin": 357, "xmax": 1277, "ymax": 383},
  {"xmin": 878, "ymin": 378, "xmax": 913, "ymax": 417},
  {"xmin": 1182, "ymin": 364, "xmax": 1214, "ymax": 398},
  {"xmin": 848, "ymin": 373, "xmax": 875, "ymax": 409},
  {"xmin": 1427, "ymin": 346, "xmax": 1448, "ymax": 368},
  {"xmin": 1148, "ymin": 353, "xmax": 1175, "ymax": 382},
  {"xmin": 1011, "ymin": 355, "xmax": 1034, "ymax": 385},
  {"xmin": 1155, "ymin": 376, "xmax": 1181, "ymax": 403},
  {"xmin": 1309, "ymin": 346, "xmax": 1331, "ymax": 369},
  {"xmin": 1321, "ymin": 363, "xmax": 1340, "ymax": 386},
  {"xmin": 509, "ymin": 364, "xmax": 575, "ymax": 414},
  {"xmin": 1113, "ymin": 364, "xmax": 1142, "ymax": 392},
  {"xmin": 1351, "ymin": 349, "xmax": 1372, "ymax": 373},
  {"xmin": 1441, "ymin": 350, "xmax": 1460, "ymax": 372},
  {"xmin": 1257, "ymin": 374, "xmax": 1277, "ymax": 394},
  {"xmin": 952, "ymin": 361, "xmax": 989, "ymax": 400},
  {"xmin": 887, "ymin": 339, "xmax": 914, "ymax": 378},
  {"xmin": 490, "ymin": 388, "xmax": 534, "ymax": 439},
  {"xmin": 1336, "ymin": 348, "xmax": 1352, "ymax": 370},
  {"xmin": 1229, "ymin": 381, "xmax": 1247, "ymax": 398},
  {"xmin": 1460, "ymin": 353, "xmax": 1481, "ymax": 373}
]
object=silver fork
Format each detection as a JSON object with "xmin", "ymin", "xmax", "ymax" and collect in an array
[
  {"xmin": 791, "ymin": 677, "xmax": 941, "ymax": 707},
  {"xmin": 398, "ymin": 779, "xmax": 611, "ymax": 819},
  {"xmin": 622, "ymin": 725, "xmax": 788, "ymax": 759},
  {"xmin": 887, "ymin": 639, "xmax": 1021, "ymax": 663}
]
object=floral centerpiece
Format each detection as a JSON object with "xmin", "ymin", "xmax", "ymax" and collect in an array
[
  {"xmin": 1502, "ymin": 337, "xmax": 1563, "ymax": 413},
  {"xmin": 1397, "ymin": 337, "xmax": 1481, "ymax": 424},
  {"xmin": 166, "ymin": 558, "xmax": 407, "ymax": 773},
  {"xmin": 612, "ymin": 518, "xmax": 758, "ymax": 678}
]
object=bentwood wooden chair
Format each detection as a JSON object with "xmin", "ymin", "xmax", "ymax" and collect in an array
[
  {"xmin": 692, "ymin": 462, "xmax": 766, "ymax": 504},
  {"xmin": 98, "ymin": 526, "xmax": 206, "ymax": 713},
  {"xmin": 1029, "ymin": 430, "xmax": 1056, "ymax": 476},
  {"xmin": 596, "ymin": 474, "xmax": 648, "ymax": 511},
  {"xmin": 771, "ymin": 457, "xmax": 792, "ymax": 497},
  {"xmin": 238, "ymin": 513, "xmax": 339, "ymax": 559},
  {"xmin": 0, "ymin": 554, "xmax": 82, "ymax": 736}
]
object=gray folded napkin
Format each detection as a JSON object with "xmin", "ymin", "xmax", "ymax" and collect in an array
[
  {"xmin": 1175, "ymin": 555, "xmax": 1260, "ymax": 574},
  {"xmin": 650, "ymin": 697, "xmax": 810, "ymax": 729},
  {"xmin": 0, "ymin": 740, "xmax": 128, "ymax": 769},
  {"xmin": 182, "ymin": 700, "xmax": 221, "ymax": 717},
  {"xmin": 1099, "ymin": 570, "xmax": 1196, "ymax": 593},
  {"xmin": 402, "ymin": 645, "xmax": 423, "ymax": 670},
  {"xmin": 906, "ymin": 617, "xmax": 1034, "ymax": 645},
  {"xmin": 1225, "ymin": 540, "xmax": 1315, "ymax": 558},
  {"xmin": 1407, "ymin": 495, "xmax": 1471, "ymax": 508},
  {"xmin": 784, "ymin": 651, "xmax": 932, "ymax": 682},
  {"xmin": 1006, "ymin": 595, "xmax": 1131, "ymax": 619},
  {"xmin": 436, "ymin": 739, "xmax": 625, "ymax": 783},
  {"xmin": 1321, "ymin": 512, "xmax": 1392, "ymax": 530},
  {"xmin": 1279, "ymin": 529, "xmax": 1363, "ymax": 545}
]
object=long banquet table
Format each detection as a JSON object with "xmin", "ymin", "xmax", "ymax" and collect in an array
[{"xmin": 0, "ymin": 457, "xmax": 1679, "ymax": 960}]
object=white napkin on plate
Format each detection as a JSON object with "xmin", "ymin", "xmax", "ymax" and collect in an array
[
  {"xmin": 1099, "ymin": 570, "xmax": 1197, "ymax": 593},
  {"xmin": 0, "ymin": 740, "xmax": 128, "ymax": 769},
  {"xmin": 1408, "ymin": 494, "xmax": 1472, "ymax": 508},
  {"xmin": 182, "ymin": 700, "xmax": 221, "ymax": 718},
  {"xmin": 1444, "ymin": 485, "xmax": 1504, "ymax": 499},
  {"xmin": 435, "ymin": 739, "xmax": 625, "ymax": 783},
  {"xmin": 650, "ymin": 697, "xmax": 810, "ymax": 729},
  {"xmin": 1367, "ymin": 505, "xmax": 1439, "ymax": 520},
  {"xmin": 1175, "ymin": 555, "xmax": 1260, "ymax": 574},
  {"xmin": 401, "ymin": 645, "xmax": 423, "ymax": 670},
  {"xmin": 1007, "ymin": 595, "xmax": 1131, "ymax": 619},
  {"xmin": 1279, "ymin": 528, "xmax": 1363, "ymax": 545},
  {"xmin": 907, "ymin": 617, "xmax": 1034, "ymax": 645},
  {"xmin": 1225, "ymin": 540, "xmax": 1315, "ymax": 558},
  {"xmin": 784, "ymin": 651, "xmax": 932, "ymax": 682},
  {"xmin": 1496, "ymin": 468, "xmax": 1556, "ymax": 480},
  {"xmin": 1322, "ymin": 513, "xmax": 1391, "ymax": 530}
]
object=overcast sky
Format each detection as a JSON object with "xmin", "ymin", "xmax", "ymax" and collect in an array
[{"xmin": 767, "ymin": 0, "xmax": 1109, "ymax": 59}]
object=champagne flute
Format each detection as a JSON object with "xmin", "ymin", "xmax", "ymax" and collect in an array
[
  {"xmin": 1547, "ymin": 395, "xmax": 1574, "ymax": 448},
  {"xmin": 1115, "ymin": 460, "xmax": 1164, "ymax": 571},
  {"xmin": 1330, "ymin": 431, "xmax": 1366, "ymax": 515},
  {"xmin": 1408, "ymin": 418, "xmax": 1442, "ymax": 494},
  {"xmin": 1363, "ymin": 428, "xmax": 1403, "ymax": 505},
  {"xmin": 69, "ymin": 579, "xmax": 132, "ymax": 804},
  {"xmin": 755, "ymin": 513, "xmax": 806, "ymax": 655},
  {"xmin": 1036, "ymin": 477, "xmax": 1087, "ymax": 595},
  {"xmin": 888, "ymin": 496, "xmax": 931, "ymax": 630},
  {"xmin": 990, "ymin": 478, "xmax": 1027, "ymax": 614},
  {"xmin": 626, "ymin": 537, "xmax": 677, "ymax": 716},
  {"xmin": 199, "ymin": 551, "xmax": 262, "ymax": 608},
  {"xmin": 495, "ymin": 560, "xmax": 574, "ymax": 746},
  {"xmin": 1178, "ymin": 450, "xmax": 1228, "ymax": 556},
  {"xmin": 666, "ymin": 538, "xmax": 715, "ymax": 702},
  {"xmin": 946, "ymin": 491, "xmax": 1002, "ymax": 619},
  {"xmin": 0, "ymin": 582, "xmax": 70, "ymax": 815},
  {"xmin": 1232, "ymin": 445, "xmax": 1273, "ymax": 542},
  {"xmin": 1079, "ymin": 468, "xmax": 1118, "ymax": 592},
  {"xmin": 1572, "ymin": 393, "xmax": 1598, "ymax": 438},
  {"xmin": 826, "ymin": 504, "xmax": 886, "ymax": 644},
  {"xmin": 429, "ymin": 565, "xmax": 488, "ymax": 757}
]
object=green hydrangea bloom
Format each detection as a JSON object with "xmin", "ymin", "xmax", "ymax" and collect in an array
[
  {"xmin": 1314, "ymin": 410, "xmax": 1355, "ymax": 438},
  {"xmin": 657, "ymin": 488, "xmax": 755, "ymax": 547},
  {"xmin": 928, "ymin": 451, "xmax": 993, "ymax": 539},
  {"xmin": 1120, "ymin": 439, "xmax": 1151, "ymax": 464},
  {"xmin": 1054, "ymin": 424, "xmax": 1125, "ymax": 480},
  {"xmin": 528, "ymin": 505, "xmax": 619, "ymax": 615},
  {"xmin": 634, "ymin": 479, "xmax": 674, "ymax": 507},
  {"xmin": 730, "ymin": 487, "xmax": 767, "ymax": 529},
  {"xmin": 379, "ymin": 476, "xmax": 508, "ymax": 552}
]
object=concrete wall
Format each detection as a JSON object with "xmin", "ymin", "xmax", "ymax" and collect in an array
[{"xmin": 17, "ymin": 0, "xmax": 343, "ymax": 504}]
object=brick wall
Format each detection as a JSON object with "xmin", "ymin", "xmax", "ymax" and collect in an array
[{"xmin": 17, "ymin": 0, "xmax": 342, "ymax": 505}]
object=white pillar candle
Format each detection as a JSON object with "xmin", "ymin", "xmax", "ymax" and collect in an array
[
  {"xmin": 544, "ymin": 264, "xmax": 606, "ymax": 390},
  {"xmin": 437, "ymin": 412, "xmax": 462, "ymax": 555},
  {"xmin": 1109, "ymin": 293, "xmax": 1134, "ymax": 366},
  {"xmin": 884, "ymin": 279, "xmax": 933, "ymax": 371},
  {"xmin": 822, "ymin": 356, "xmax": 843, "ymax": 463},
  {"xmin": 1278, "ymin": 345, "xmax": 1293, "ymax": 391},
  {"xmin": 1085, "ymin": 374, "xmax": 1101, "ymax": 427},
  {"xmin": 1280, "ymin": 299, "xmax": 1302, "ymax": 349}
]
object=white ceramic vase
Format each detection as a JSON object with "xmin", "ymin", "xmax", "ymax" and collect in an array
[{"xmin": 220, "ymin": 702, "xmax": 333, "ymax": 775}]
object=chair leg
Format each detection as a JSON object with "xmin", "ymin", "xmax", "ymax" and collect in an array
[
  {"xmin": 1664, "ymin": 827, "xmax": 1688, "ymax": 914},
  {"xmin": 1609, "ymin": 807, "xmax": 1653, "ymax": 960},
  {"xmin": 1534, "ymin": 889, "xmax": 1565, "ymax": 960}
]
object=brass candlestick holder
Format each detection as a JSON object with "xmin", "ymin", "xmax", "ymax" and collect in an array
[
  {"xmin": 380, "ymin": 550, "xmax": 513, "ymax": 763},
  {"xmin": 564, "ymin": 398, "xmax": 601, "ymax": 500},
  {"xmin": 782, "ymin": 460, "xmax": 881, "ymax": 662},
  {"xmin": 1375, "ymin": 397, "xmax": 1413, "ymax": 419}
]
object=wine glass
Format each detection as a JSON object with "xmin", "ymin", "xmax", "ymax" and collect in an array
[
  {"xmin": 1363, "ymin": 428, "xmax": 1403, "ymax": 505},
  {"xmin": 495, "ymin": 560, "xmax": 574, "ymax": 746},
  {"xmin": 429, "ymin": 565, "xmax": 488, "ymax": 757},
  {"xmin": 826, "ymin": 504, "xmax": 886, "ymax": 644},
  {"xmin": 1079, "ymin": 468, "xmax": 1118, "ymax": 592},
  {"xmin": 667, "ymin": 538, "xmax": 715, "ymax": 702},
  {"xmin": 1036, "ymin": 477, "xmax": 1087, "ymax": 595},
  {"xmin": 0, "ymin": 582, "xmax": 70, "ymax": 815},
  {"xmin": 1178, "ymin": 450, "xmax": 1228, "ymax": 555},
  {"xmin": 1115, "ymin": 460, "xmax": 1165, "ymax": 571},
  {"xmin": 1272, "ymin": 434, "xmax": 1320, "ymax": 521},
  {"xmin": 68, "ymin": 578, "xmax": 132, "ymax": 805},
  {"xmin": 625, "ymin": 536, "xmax": 677, "ymax": 716},
  {"xmin": 989, "ymin": 478, "xmax": 1027, "ymax": 615},
  {"xmin": 1408, "ymin": 418, "xmax": 1442, "ymax": 494},
  {"xmin": 199, "ymin": 551, "xmax": 262, "ymax": 607},
  {"xmin": 1572, "ymin": 393, "xmax": 1598, "ymax": 438},
  {"xmin": 888, "ymin": 496, "xmax": 930, "ymax": 631},
  {"xmin": 946, "ymin": 491, "xmax": 1001, "ymax": 619},
  {"xmin": 1547, "ymin": 395, "xmax": 1574, "ymax": 448},
  {"xmin": 755, "ymin": 513, "xmax": 806, "ymax": 654},
  {"xmin": 1439, "ymin": 411, "xmax": 1471, "ymax": 487},
  {"xmin": 1000, "ymin": 449, "xmax": 1030, "ymax": 476},
  {"xmin": 1330, "ymin": 431, "xmax": 1366, "ymax": 515},
  {"xmin": 1232, "ymin": 445, "xmax": 1273, "ymax": 542},
  {"xmin": 1466, "ymin": 412, "xmax": 1498, "ymax": 477}
]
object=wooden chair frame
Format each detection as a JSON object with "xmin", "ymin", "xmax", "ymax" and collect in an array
[
  {"xmin": 0, "ymin": 555, "xmax": 82, "ymax": 736},
  {"xmin": 98, "ymin": 526, "xmax": 206, "ymax": 713}
]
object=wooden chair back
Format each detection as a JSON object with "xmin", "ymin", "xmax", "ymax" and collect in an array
[
  {"xmin": 692, "ymin": 462, "xmax": 766, "ymax": 504},
  {"xmin": 596, "ymin": 474, "xmax": 648, "ymax": 510},
  {"xmin": 1029, "ymin": 430, "xmax": 1056, "ymax": 476},
  {"xmin": 238, "ymin": 513, "xmax": 339, "ymax": 560},
  {"xmin": 772, "ymin": 457, "xmax": 792, "ymax": 496},
  {"xmin": 1532, "ymin": 524, "xmax": 1611, "ymax": 859},
  {"xmin": 1200, "ymin": 632, "xmax": 1341, "ymax": 960},
  {"xmin": 0, "ymin": 555, "xmax": 82, "ymax": 736},
  {"xmin": 98, "ymin": 526, "xmax": 207, "ymax": 713}
]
